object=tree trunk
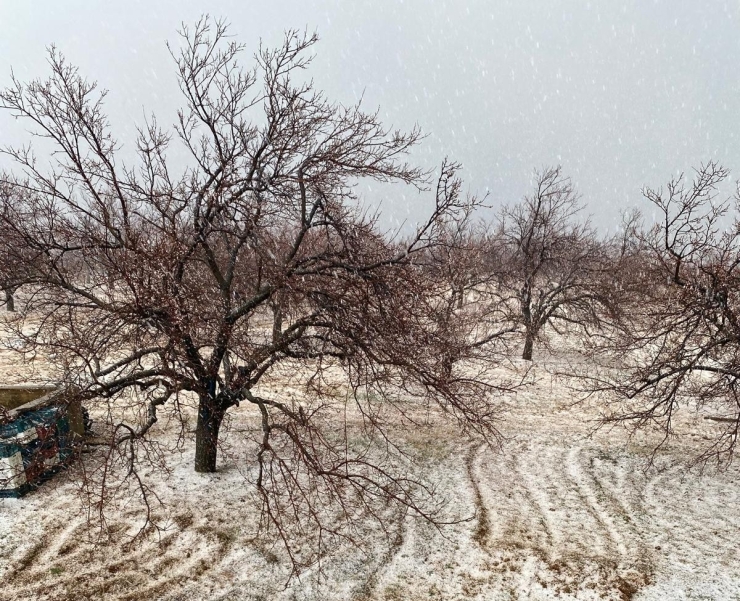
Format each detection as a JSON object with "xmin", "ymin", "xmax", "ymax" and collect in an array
[
  {"xmin": 522, "ymin": 330, "xmax": 534, "ymax": 361},
  {"xmin": 520, "ymin": 283, "xmax": 533, "ymax": 360},
  {"xmin": 271, "ymin": 300, "xmax": 283, "ymax": 343},
  {"xmin": 4, "ymin": 288, "xmax": 14, "ymax": 312},
  {"xmin": 194, "ymin": 396, "xmax": 225, "ymax": 472},
  {"xmin": 456, "ymin": 284, "xmax": 465, "ymax": 309}
]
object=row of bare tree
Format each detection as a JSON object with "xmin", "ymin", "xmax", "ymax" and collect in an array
[
  {"xmin": 1, "ymin": 17, "xmax": 738, "ymax": 566},
  {"xmin": 426, "ymin": 161, "xmax": 740, "ymax": 469},
  {"xmin": 436, "ymin": 160, "xmax": 740, "ymax": 467}
]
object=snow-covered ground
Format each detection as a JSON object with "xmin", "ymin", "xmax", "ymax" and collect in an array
[{"xmin": 1, "ymin": 338, "xmax": 740, "ymax": 601}]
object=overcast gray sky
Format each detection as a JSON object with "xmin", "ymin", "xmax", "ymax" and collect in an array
[{"xmin": 1, "ymin": 0, "xmax": 738, "ymax": 233}]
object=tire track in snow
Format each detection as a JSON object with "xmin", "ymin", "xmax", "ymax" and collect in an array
[
  {"xmin": 641, "ymin": 459, "xmax": 740, "ymax": 570},
  {"xmin": 588, "ymin": 453, "xmax": 654, "ymax": 575},
  {"xmin": 565, "ymin": 444, "xmax": 627, "ymax": 558},
  {"xmin": 479, "ymin": 436, "xmax": 558, "ymax": 553},
  {"xmin": 2, "ymin": 502, "xmax": 235, "ymax": 601},
  {"xmin": 566, "ymin": 444, "xmax": 657, "ymax": 597},
  {"xmin": 348, "ymin": 507, "xmax": 406, "ymax": 601},
  {"xmin": 472, "ymin": 432, "xmax": 656, "ymax": 598},
  {"xmin": 465, "ymin": 442, "xmax": 493, "ymax": 548},
  {"xmin": 499, "ymin": 436, "xmax": 617, "ymax": 561}
]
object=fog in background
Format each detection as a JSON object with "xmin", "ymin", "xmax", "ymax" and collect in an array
[{"xmin": 1, "ymin": 0, "xmax": 738, "ymax": 234}]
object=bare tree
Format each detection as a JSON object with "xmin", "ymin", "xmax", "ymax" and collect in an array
[
  {"xmin": 595, "ymin": 208, "xmax": 649, "ymax": 324},
  {"xmin": 486, "ymin": 166, "xmax": 612, "ymax": 360},
  {"xmin": 0, "ymin": 19, "xmax": 508, "ymax": 562},
  {"xmin": 426, "ymin": 210, "xmax": 485, "ymax": 308},
  {"xmin": 588, "ymin": 162, "xmax": 740, "ymax": 463},
  {"xmin": 0, "ymin": 182, "xmax": 32, "ymax": 312},
  {"xmin": 414, "ymin": 189, "xmax": 519, "ymax": 380}
]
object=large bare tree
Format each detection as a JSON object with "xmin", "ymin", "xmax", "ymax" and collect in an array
[
  {"xmin": 588, "ymin": 162, "xmax": 740, "ymax": 463},
  {"xmin": 486, "ymin": 166, "xmax": 612, "ymax": 360},
  {"xmin": 0, "ymin": 19, "xmax": 507, "ymax": 559}
]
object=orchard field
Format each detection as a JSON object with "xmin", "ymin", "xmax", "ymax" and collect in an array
[{"xmin": 2, "ymin": 325, "xmax": 739, "ymax": 601}]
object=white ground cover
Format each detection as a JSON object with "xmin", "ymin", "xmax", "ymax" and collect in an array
[{"xmin": 1, "ymin": 338, "xmax": 740, "ymax": 600}]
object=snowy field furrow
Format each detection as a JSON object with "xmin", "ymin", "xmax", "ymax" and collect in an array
[{"xmin": 2, "ymin": 347, "xmax": 740, "ymax": 600}]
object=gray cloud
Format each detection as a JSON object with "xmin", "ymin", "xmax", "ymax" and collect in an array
[{"xmin": 1, "ymin": 0, "xmax": 738, "ymax": 232}]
